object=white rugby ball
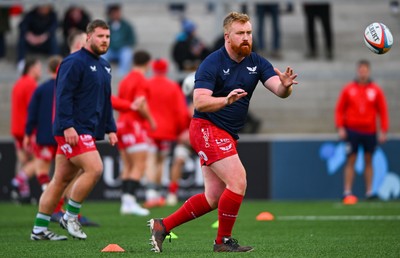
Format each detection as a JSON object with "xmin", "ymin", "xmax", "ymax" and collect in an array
[
  {"xmin": 364, "ymin": 22, "xmax": 393, "ymax": 54},
  {"xmin": 182, "ymin": 72, "xmax": 195, "ymax": 96}
]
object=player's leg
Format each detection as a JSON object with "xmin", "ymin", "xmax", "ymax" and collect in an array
[
  {"xmin": 11, "ymin": 143, "xmax": 35, "ymax": 202},
  {"xmin": 148, "ymin": 164, "xmax": 217, "ymax": 252},
  {"xmin": 208, "ymin": 155, "xmax": 252, "ymax": 252},
  {"xmin": 363, "ymin": 133, "xmax": 378, "ymax": 199},
  {"xmin": 144, "ymin": 144, "xmax": 167, "ymax": 208},
  {"xmin": 121, "ymin": 149, "xmax": 149, "ymax": 216},
  {"xmin": 342, "ymin": 129, "xmax": 359, "ymax": 204},
  {"xmin": 364, "ymin": 152, "xmax": 373, "ymax": 196},
  {"xmin": 31, "ymin": 154, "xmax": 78, "ymax": 240},
  {"xmin": 35, "ymin": 159, "xmax": 51, "ymax": 191},
  {"xmin": 344, "ymin": 153, "xmax": 357, "ymax": 196},
  {"xmin": 59, "ymin": 150, "xmax": 103, "ymax": 239},
  {"xmin": 33, "ymin": 145, "xmax": 57, "ymax": 192}
]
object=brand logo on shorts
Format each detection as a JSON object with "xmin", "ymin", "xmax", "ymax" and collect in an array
[
  {"xmin": 215, "ymin": 138, "xmax": 233, "ymax": 152},
  {"xmin": 198, "ymin": 151, "xmax": 208, "ymax": 161},
  {"xmin": 122, "ymin": 134, "xmax": 136, "ymax": 145},
  {"xmin": 80, "ymin": 135, "xmax": 94, "ymax": 148},
  {"xmin": 201, "ymin": 128, "xmax": 210, "ymax": 148},
  {"xmin": 220, "ymin": 143, "xmax": 232, "ymax": 151},
  {"xmin": 40, "ymin": 147, "xmax": 52, "ymax": 159},
  {"xmin": 60, "ymin": 144, "xmax": 72, "ymax": 154}
]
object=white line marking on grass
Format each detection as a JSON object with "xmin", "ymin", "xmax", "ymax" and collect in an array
[{"xmin": 277, "ymin": 215, "xmax": 400, "ymax": 221}]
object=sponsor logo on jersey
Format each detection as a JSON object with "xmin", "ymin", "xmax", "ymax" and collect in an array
[
  {"xmin": 105, "ymin": 67, "xmax": 111, "ymax": 74},
  {"xmin": 223, "ymin": 68, "xmax": 230, "ymax": 75},
  {"xmin": 247, "ymin": 66, "xmax": 257, "ymax": 74},
  {"xmin": 90, "ymin": 65, "xmax": 97, "ymax": 72},
  {"xmin": 366, "ymin": 89, "xmax": 377, "ymax": 101}
]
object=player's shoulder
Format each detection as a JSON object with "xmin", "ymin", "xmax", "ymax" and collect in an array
[{"xmin": 61, "ymin": 51, "xmax": 84, "ymax": 67}]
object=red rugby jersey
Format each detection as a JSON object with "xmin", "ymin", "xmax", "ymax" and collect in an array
[
  {"xmin": 335, "ymin": 81, "xmax": 389, "ymax": 134},
  {"xmin": 147, "ymin": 74, "xmax": 189, "ymax": 140},
  {"xmin": 11, "ymin": 75, "xmax": 37, "ymax": 137}
]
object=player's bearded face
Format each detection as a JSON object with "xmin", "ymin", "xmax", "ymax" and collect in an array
[
  {"xmin": 231, "ymin": 41, "xmax": 252, "ymax": 57},
  {"xmin": 88, "ymin": 28, "xmax": 110, "ymax": 56},
  {"xmin": 228, "ymin": 21, "xmax": 252, "ymax": 57}
]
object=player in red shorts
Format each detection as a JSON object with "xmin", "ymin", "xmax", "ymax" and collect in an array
[
  {"xmin": 10, "ymin": 57, "xmax": 42, "ymax": 203},
  {"xmin": 114, "ymin": 50, "xmax": 156, "ymax": 216},
  {"xmin": 30, "ymin": 20, "xmax": 117, "ymax": 241},
  {"xmin": 24, "ymin": 55, "xmax": 61, "ymax": 193},
  {"xmin": 144, "ymin": 58, "xmax": 189, "ymax": 208},
  {"xmin": 148, "ymin": 12, "xmax": 297, "ymax": 253}
]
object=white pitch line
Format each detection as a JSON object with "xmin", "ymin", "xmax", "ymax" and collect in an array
[{"xmin": 277, "ymin": 215, "xmax": 400, "ymax": 221}]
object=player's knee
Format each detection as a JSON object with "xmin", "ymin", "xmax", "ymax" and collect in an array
[
  {"xmin": 86, "ymin": 163, "xmax": 104, "ymax": 180},
  {"xmin": 229, "ymin": 178, "xmax": 247, "ymax": 195}
]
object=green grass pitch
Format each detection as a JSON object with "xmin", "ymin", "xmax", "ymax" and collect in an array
[{"xmin": 1, "ymin": 200, "xmax": 399, "ymax": 257}]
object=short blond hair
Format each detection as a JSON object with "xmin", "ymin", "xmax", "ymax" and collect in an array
[{"xmin": 223, "ymin": 12, "xmax": 250, "ymax": 33}]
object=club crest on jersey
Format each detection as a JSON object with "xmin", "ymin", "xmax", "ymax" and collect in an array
[
  {"xmin": 223, "ymin": 68, "xmax": 230, "ymax": 75},
  {"xmin": 90, "ymin": 65, "xmax": 97, "ymax": 72},
  {"xmin": 246, "ymin": 66, "xmax": 257, "ymax": 74},
  {"xmin": 105, "ymin": 66, "xmax": 111, "ymax": 74}
]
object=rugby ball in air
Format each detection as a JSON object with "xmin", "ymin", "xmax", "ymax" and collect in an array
[{"xmin": 364, "ymin": 22, "xmax": 393, "ymax": 54}]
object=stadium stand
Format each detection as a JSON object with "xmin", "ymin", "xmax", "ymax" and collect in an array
[{"xmin": 0, "ymin": 0, "xmax": 399, "ymax": 136}]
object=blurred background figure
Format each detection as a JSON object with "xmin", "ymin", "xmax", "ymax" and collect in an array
[
  {"xmin": 102, "ymin": 4, "xmax": 136, "ymax": 77},
  {"xmin": 172, "ymin": 18, "xmax": 210, "ymax": 71},
  {"xmin": 115, "ymin": 50, "xmax": 155, "ymax": 216},
  {"xmin": 67, "ymin": 30, "xmax": 87, "ymax": 54},
  {"xmin": 166, "ymin": 72, "xmax": 196, "ymax": 206},
  {"xmin": 255, "ymin": 2, "xmax": 282, "ymax": 59},
  {"xmin": 10, "ymin": 57, "xmax": 42, "ymax": 203},
  {"xmin": 61, "ymin": 5, "xmax": 91, "ymax": 56},
  {"xmin": 24, "ymin": 55, "xmax": 62, "ymax": 193},
  {"xmin": 335, "ymin": 60, "xmax": 389, "ymax": 204},
  {"xmin": 0, "ymin": 7, "xmax": 11, "ymax": 60},
  {"xmin": 145, "ymin": 58, "xmax": 189, "ymax": 208},
  {"xmin": 302, "ymin": 1, "xmax": 333, "ymax": 60},
  {"xmin": 17, "ymin": 4, "xmax": 59, "ymax": 71}
]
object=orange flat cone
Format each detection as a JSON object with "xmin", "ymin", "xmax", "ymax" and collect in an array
[
  {"xmin": 343, "ymin": 195, "xmax": 358, "ymax": 205},
  {"xmin": 256, "ymin": 212, "xmax": 274, "ymax": 221},
  {"xmin": 101, "ymin": 244, "xmax": 125, "ymax": 252}
]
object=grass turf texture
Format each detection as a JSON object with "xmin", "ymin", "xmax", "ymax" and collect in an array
[{"xmin": 1, "ymin": 200, "xmax": 399, "ymax": 257}]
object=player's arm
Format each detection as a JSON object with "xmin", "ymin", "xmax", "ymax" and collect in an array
[
  {"xmin": 24, "ymin": 90, "xmax": 40, "ymax": 149},
  {"xmin": 193, "ymin": 88, "xmax": 248, "ymax": 113},
  {"xmin": 134, "ymin": 96, "xmax": 156, "ymax": 131},
  {"xmin": 111, "ymin": 95, "xmax": 132, "ymax": 112},
  {"xmin": 264, "ymin": 67, "xmax": 297, "ymax": 98},
  {"xmin": 57, "ymin": 60, "xmax": 80, "ymax": 146}
]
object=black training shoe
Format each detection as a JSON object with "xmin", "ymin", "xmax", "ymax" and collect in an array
[
  {"xmin": 213, "ymin": 237, "xmax": 254, "ymax": 252},
  {"xmin": 30, "ymin": 230, "xmax": 68, "ymax": 241},
  {"xmin": 148, "ymin": 218, "xmax": 170, "ymax": 252}
]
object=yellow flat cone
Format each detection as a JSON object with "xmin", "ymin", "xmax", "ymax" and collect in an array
[
  {"xmin": 211, "ymin": 220, "xmax": 219, "ymax": 229},
  {"xmin": 169, "ymin": 232, "xmax": 178, "ymax": 239},
  {"xmin": 101, "ymin": 244, "xmax": 125, "ymax": 252},
  {"xmin": 256, "ymin": 212, "xmax": 274, "ymax": 221}
]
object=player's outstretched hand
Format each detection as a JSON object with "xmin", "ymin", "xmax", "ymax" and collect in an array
[
  {"xmin": 225, "ymin": 88, "xmax": 248, "ymax": 105},
  {"xmin": 274, "ymin": 67, "xmax": 298, "ymax": 88}
]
